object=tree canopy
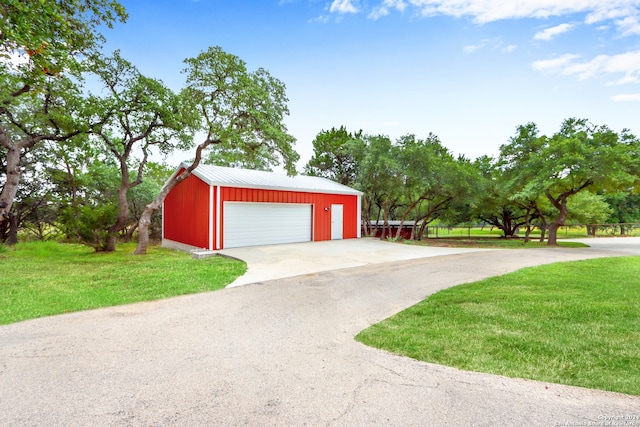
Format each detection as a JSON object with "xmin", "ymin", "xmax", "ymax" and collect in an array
[
  {"xmin": 2, "ymin": 2, "xmax": 640, "ymax": 250},
  {"xmin": 0, "ymin": 0, "xmax": 126, "ymax": 233},
  {"xmin": 499, "ymin": 118, "xmax": 639, "ymax": 245},
  {"xmin": 134, "ymin": 47, "xmax": 299, "ymax": 254}
]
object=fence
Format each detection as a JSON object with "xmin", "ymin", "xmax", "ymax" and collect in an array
[
  {"xmin": 422, "ymin": 223, "xmax": 640, "ymax": 239},
  {"xmin": 366, "ymin": 222, "xmax": 640, "ymax": 239}
]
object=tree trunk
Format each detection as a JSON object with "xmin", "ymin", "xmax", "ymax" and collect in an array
[
  {"xmin": 523, "ymin": 207, "xmax": 532, "ymax": 243},
  {"xmin": 135, "ymin": 137, "xmax": 219, "ymax": 255},
  {"xmin": 0, "ymin": 143, "xmax": 23, "ymax": 229},
  {"xmin": 547, "ymin": 207, "xmax": 568, "ymax": 246},
  {"xmin": 381, "ymin": 199, "xmax": 390, "ymax": 239},
  {"xmin": 135, "ymin": 198, "xmax": 162, "ymax": 255},
  {"xmin": 104, "ymin": 184, "xmax": 130, "ymax": 252},
  {"xmin": 394, "ymin": 199, "xmax": 421, "ymax": 239},
  {"xmin": 7, "ymin": 211, "xmax": 18, "ymax": 245},
  {"xmin": 124, "ymin": 222, "xmax": 138, "ymax": 242}
]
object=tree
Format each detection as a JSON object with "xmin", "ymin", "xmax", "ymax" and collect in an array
[
  {"xmin": 604, "ymin": 192, "xmax": 640, "ymax": 235},
  {"xmin": 391, "ymin": 134, "xmax": 473, "ymax": 240},
  {"xmin": 565, "ymin": 191, "xmax": 612, "ymax": 234},
  {"xmin": 304, "ymin": 126, "xmax": 365, "ymax": 186},
  {"xmin": 58, "ymin": 159, "xmax": 120, "ymax": 250},
  {"xmin": 127, "ymin": 162, "xmax": 174, "ymax": 242},
  {"xmin": 500, "ymin": 118, "xmax": 639, "ymax": 245},
  {"xmin": 471, "ymin": 155, "xmax": 537, "ymax": 238},
  {"xmin": 87, "ymin": 51, "xmax": 195, "ymax": 252},
  {"xmin": 356, "ymin": 134, "xmax": 400, "ymax": 238},
  {"xmin": 205, "ymin": 142, "xmax": 274, "ymax": 171},
  {"xmin": 0, "ymin": 0, "xmax": 127, "ymax": 237},
  {"xmin": 135, "ymin": 46, "xmax": 299, "ymax": 254}
]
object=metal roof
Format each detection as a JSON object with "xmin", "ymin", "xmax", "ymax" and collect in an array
[{"xmin": 181, "ymin": 163, "xmax": 363, "ymax": 196}]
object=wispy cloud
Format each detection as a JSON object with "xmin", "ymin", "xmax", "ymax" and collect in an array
[
  {"xmin": 611, "ymin": 93, "xmax": 640, "ymax": 101},
  {"xmin": 463, "ymin": 44, "xmax": 483, "ymax": 53},
  {"xmin": 463, "ymin": 39, "xmax": 516, "ymax": 54},
  {"xmin": 330, "ymin": 0, "xmax": 359, "ymax": 14},
  {"xmin": 326, "ymin": 0, "xmax": 640, "ymax": 37},
  {"xmin": 532, "ymin": 54, "xmax": 581, "ymax": 71},
  {"xmin": 534, "ymin": 23, "xmax": 575, "ymax": 41},
  {"xmin": 369, "ymin": 0, "xmax": 406, "ymax": 20},
  {"xmin": 533, "ymin": 51, "xmax": 640, "ymax": 85}
]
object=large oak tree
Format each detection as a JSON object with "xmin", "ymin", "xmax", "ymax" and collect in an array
[
  {"xmin": 135, "ymin": 47, "xmax": 299, "ymax": 254},
  {"xmin": 0, "ymin": 0, "xmax": 126, "ymax": 236},
  {"xmin": 88, "ymin": 51, "xmax": 195, "ymax": 252},
  {"xmin": 500, "ymin": 118, "xmax": 639, "ymax": 245}
]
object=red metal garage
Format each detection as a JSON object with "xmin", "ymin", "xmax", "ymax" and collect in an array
[{"xmin": 162, "ymin": 164, "xmax": 362, "ymax": 250}]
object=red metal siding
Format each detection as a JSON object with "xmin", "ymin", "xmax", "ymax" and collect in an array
[
  {"xmin": 164, "ymin": 173, "xmax": 211, "ymax": 248},
  {"xmin": 220, "ymin": 187, "xmax": 358, "ymax": 246}
]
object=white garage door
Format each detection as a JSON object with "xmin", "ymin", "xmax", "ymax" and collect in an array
[{"xmin": 223, "ymin": 202, "xmax": 312, "ymax": 248}]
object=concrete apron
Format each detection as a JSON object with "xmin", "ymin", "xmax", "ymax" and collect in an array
[{"xmin": 219, "ymin": 237, "xmax": 495, "ymax": 287}]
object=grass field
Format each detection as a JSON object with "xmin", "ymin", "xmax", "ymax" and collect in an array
[
  {"xmin": 0, "ymin": 241, "xmax": 246, "ymax": 325},
  {"xmin": 356, "ymin": 256, "xmax": 640, "ymax": 396},
  {"xmin": 422, "ymin": 225, "xmax": 640, "ymax": 239},
  {"xmin": 406, "ymin": 238, "xmax": 588, "ymax": 249}
]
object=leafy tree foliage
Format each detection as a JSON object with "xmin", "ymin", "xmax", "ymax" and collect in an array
[
  {"xmin": 471, "ymin": 155, "xmax": 538, "ymax": 238},
  {"xmin": 58, "ymin": 159, "xmax": 119, "ymax": 250},
  {"xmin": 390, "ymin": 134, "xmax": 475, "ymax": 239},
  {"xmin": 135, "ymin": 46, "xmax": 299, "ymax": 254},
  {"xmin": 304, "ymin": 126, "xmax": 365, "ymax": 186},
  {"xmin": 566, "ymin": 192, "xmax": 612, "ymax": 225},
  {"xmin": 356, "ymin": 134, "xmax": 400, "ymax": 238},
  {"xmin": 0, "ymin": 0, "xmax": 126, "ymax": 238},
  {"xmin": 87, "ymin": 51, "xmax": 196, "ymax": 252},
  {"xmin": 305, "ymin": 131, "xmax": 477, "ymax": 240},
  {"xmin": 604, "ymin": 192, "xmax": 640, "ymax": 235},
  {"xmin": 500, "ymin": 118, "xmax": 639, "ymax": 245}
]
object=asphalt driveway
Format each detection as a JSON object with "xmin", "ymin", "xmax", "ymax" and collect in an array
[{"xmin": 1, "ymin": 238, "xmax": 639, "ymax": 425}]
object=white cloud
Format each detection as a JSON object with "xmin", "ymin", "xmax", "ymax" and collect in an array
[
  {"xmin": 345, "ymin": 0, "xmax": 640, "ymax": 37},
  {"xmin": 309, "ymin": 14, "xmax": 331, "ymax": 23},
  {"xmin": 532, "ymin": 54, "xmax": 581, "ymax": 72},
  {"xmin": 533, "ymin": 51, "xmax": 640, "ymax": 84},
  {"xmin": 405, "ymin": 1, "xmax": 639, "ymax": 24},
  {"xmin": 611, "ymin": 93, "xmax": 640, "ymax": 101},
  {"xmin": 534, "ymin": 23, "xmax": 574, "ymax": 41},
  {"xmin": 617, "ymin": 15, "xmax": 640, "ymax": 35},
  {"xmin": 462, "ymin": 38, "xmax": 514, "ymax": 54},
  {"xmin": 463, "ymin": 44, "xmax": 482, "ymax": 53},
  {"xmin": 330, "ymin": 0, "xmax": 359, "ymax": 14},
  {"xmin": 369, "ymin": 0, "xmax": 406, "ymax": 19}
]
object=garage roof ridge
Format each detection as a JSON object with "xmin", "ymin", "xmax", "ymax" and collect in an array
[{"xmin": 178, "ymin": 163, "xmax": 363, "ymax": 196}]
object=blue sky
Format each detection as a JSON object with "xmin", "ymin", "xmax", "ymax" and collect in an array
[{"xmin": 103, "ymin": 0, "xmax": 640, "ymax": 168}]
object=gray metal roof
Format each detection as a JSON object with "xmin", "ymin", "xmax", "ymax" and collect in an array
[{"xmin": 181, "ymin": 163, "xmax": 363, "ymax": 196}]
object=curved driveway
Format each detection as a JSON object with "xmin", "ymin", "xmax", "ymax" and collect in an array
[{"xmin": 1, "ymin": 238, "xmax": 639, "ymax": 425}]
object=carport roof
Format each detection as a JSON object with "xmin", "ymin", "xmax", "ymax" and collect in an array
[{"xmin": 178, "ymin": 163, "xmax": 363, "ymax": 196}]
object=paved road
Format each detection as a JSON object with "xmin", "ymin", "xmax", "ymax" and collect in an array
[{"xmin": 1, "ymin": 239, "xmax": 639, "ymax": 426}]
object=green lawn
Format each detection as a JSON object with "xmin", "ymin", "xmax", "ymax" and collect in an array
[
  {"xmin": 0, "ymin": 241, "xmax": 246, "ymax": 325},
  {"xmin": 356, "ymin": 256, "xmax": 640, "ymax": 396},
  {"xmin": 405, "ymin": 238, "xmax": 588, "ymax": 249}
]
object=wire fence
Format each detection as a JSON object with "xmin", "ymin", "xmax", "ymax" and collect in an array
[
  {"xmin": 423, "ymin": 223, "xmax": 640, "ymax": 239},
  {"xmin": 367, "ymin": 222, "xmax": 640, "ymax": 239}
]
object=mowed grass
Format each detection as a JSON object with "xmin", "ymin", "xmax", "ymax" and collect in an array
[
  {"xmin": 406, "ymin": 238, "xmax": 588, "ymax": 249},
  {"xmin": 356, "ymin": 256, "xmax": 640, "ymax": 395},
  {"xmin": 0, "ymin": 241, "xmax": 246, "ymax": 325}
]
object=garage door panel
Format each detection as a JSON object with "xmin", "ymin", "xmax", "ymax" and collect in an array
[{"xmin": 224, "ymin": 202, "xmax": 312, "ymax": 248}]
